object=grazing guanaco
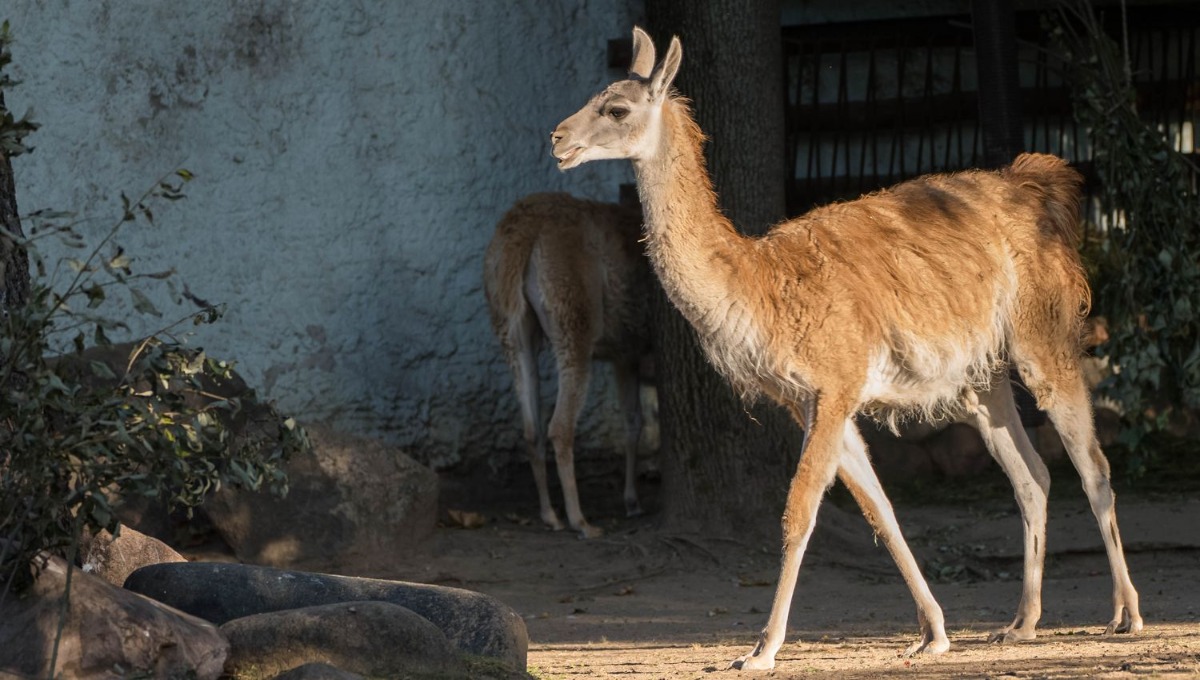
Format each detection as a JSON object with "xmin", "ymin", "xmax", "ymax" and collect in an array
[
  {"xmin": 550, "ymin": 27, "xmax": 1141, "ymax": 669},
  {"xmin": 484, "ymin": 193, "xmax": 649, "ymax": 538}
]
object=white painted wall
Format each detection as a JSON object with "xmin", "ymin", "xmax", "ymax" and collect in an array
[{"xmin": 6, "ymin": 0, "xmax": 642, "ymax": 470}]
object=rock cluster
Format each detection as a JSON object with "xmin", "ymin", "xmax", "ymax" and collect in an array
[
  {"xmin": 127, "ymin": 561, "xmax": 529, "ymax": 676},
  {"xmin": 0, "ymin": 423, "xmax": 524, "ymax": 679},
  {"xmin": 1, "ymin": 555, "xmax": 528, "ymax": 679}
]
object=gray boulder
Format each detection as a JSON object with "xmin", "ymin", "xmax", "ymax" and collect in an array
[
  {"xmin": 223, "ymin": 601, "xmax": 465, "ymax": 678},
  {"xmin": 111, "ymin": 492, "xmax": 175, "ymax": 543},
  {"xmin": 125, "ymin": 561, "xmax": 527, "ymax": 671},
  {"xmin": 80, "ymin": 525, "xmax": 187, "ymax": 587},
  {"xmin": 204, "ymin": 423, "xmax": 438, "ymax": 572},
  {"xmin": 925, "ymin": 422, "xmax": 992, "ymax": 478},
  {"xmin": 859, "ymin": 421, "xmax": 935, "ymax": 484},
  {"xmin": 272, "ymin": 663, "xmax": 365, "ymax": 680},
  {"xmin": 861, "ymin": 419, "xmax": 992, "ymax": 482},
  {"xmin": 0, "ymin": 554, "xmax": 227, "ymax": 679}
]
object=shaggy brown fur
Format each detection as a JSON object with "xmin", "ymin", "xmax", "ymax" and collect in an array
[
  {"xmin": 551, "ymin": 27, "xmax": 1141, "ymax": 670},
  {"xmin": 483, "ymin": 193, "xmax": 649, "ymax": 538}
]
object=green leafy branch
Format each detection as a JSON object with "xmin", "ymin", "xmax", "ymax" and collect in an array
[
  {"xmin": 1051, "ymin": 1, "xmax": 1200, "ymax": 469},
  {"xmin": 0, "ymin": 171, "xmax": 308, "ymax": 596}
]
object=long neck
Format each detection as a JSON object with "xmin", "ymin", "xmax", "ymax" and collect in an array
[{"xmin": 632, "ymin": 100, "xmax": 750, "ymax": 335}]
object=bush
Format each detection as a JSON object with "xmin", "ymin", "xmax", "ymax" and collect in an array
[
  {"xmin": 0, "ymin": 23, "xmax": 307, "ymax": 596},
  {"xmin": 0, "ymin": 173, "xmax": 310, "ymax": 595},
  {"xmin": 1052, "ymin": 1, "xmax": 1200, "ymax": 472}
]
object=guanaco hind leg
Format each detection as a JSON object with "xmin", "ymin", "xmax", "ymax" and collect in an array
[
  {"xmin": 1016, "ymin": 359, "xmax": 1143, "ymax": 635},
  {"xmin": 966, "ymin": 377, "xmax": 1051, "ymax": 643}
]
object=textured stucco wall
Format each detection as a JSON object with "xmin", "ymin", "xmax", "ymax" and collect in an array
[{"xmin": 6, "ymin": 0, "xmax": 642, "ymax": 470}]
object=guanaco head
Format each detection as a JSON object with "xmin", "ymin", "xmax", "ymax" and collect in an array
[{"xmin": 551, "ymin": 27, "xmax": 681, "ymax": 170}]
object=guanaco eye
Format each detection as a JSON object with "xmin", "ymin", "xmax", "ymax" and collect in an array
[{"xmin": 609, "ymin": 107, "xmax": 629, "ymax": 121}]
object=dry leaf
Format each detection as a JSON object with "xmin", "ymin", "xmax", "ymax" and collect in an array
[{"xmin": 446, "ymin": 509, "xmax": 487, "ymax": 529}]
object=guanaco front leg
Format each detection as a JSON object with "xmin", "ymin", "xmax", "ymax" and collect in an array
[
  {"xmin": 838, "ymin": 424, "xmax": 949, "ymax": 656},
  {"xmin": 732, "ymin": 397, "xmax": 848, "ymax": 671}
]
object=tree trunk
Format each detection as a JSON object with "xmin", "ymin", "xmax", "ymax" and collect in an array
[
  {"xmin": 0, "ymin": 91, "xmax": 30, "ymax": 308},
  {"xmin": 971, "ymin": 0, "xmax": 1024, "ymax": 169},
  {"xmin": 643, "ymin": 0, "xmax": 804, "ymax": 537},
  {"xmin": 971, "ymin": 0, "xmax": 1048, "ymax": 428}
]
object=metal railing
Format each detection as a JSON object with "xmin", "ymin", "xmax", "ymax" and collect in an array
[{"xmin": 782, "ymin": 6, "xmax": 1200, "ymax": 225}]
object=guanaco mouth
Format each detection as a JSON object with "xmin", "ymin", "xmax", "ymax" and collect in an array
[{"xmin": 555, "ymin": 146, "xmax": 582, "ymax": 168}]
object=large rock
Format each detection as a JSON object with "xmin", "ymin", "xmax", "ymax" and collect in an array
[
  {"xmin": 0, "ymin": 555, "xmax": 227, "ymax": 679},
  {"xmin": 54, "ymin": 341, "xmax": 294, "ymax": 453},
  {"xmin": 80, "ymin": 525, "xmax": 187, "ymax": 587},
  {"xmin": 861, "ymin": 420, "xmax": 991, "ymax": 482},
  {"xmin": 272, "ymin": 663, "xmax": 365, "ymax": 680},
  {"xmin": 204, "ymin": 423, "xmax": 438, "ymax": 572},
  {"xmin": 55, "ymin": 341, "xmax": 309, "ymax": 545},
  {"xmin": 858, "ymin": 421, "xmax": 936, "ymax": 484},
  {"xmin": 125, "ymin": 561, "xmax": 528, "ymax": 671},
  {"xmin": 924, "ymin": 422, "xmax": 992, "ymax": 478},
  {"xmin": 222, "ymin": 601, "xmax": 466, "ymax": 678}
]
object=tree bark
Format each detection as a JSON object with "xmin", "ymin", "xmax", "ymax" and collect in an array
[
  {"xmin": 0, "ymin": 91, "xmax": 29, "ymax": 308},
  {"xmin": 971, "ymin": 0, "xmax": 1024, "ymax": 169},
  {"xmin": 643, "ymin": 0, "xmax": 804, "ymax": 537}
]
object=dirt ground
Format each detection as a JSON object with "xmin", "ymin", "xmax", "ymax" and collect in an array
[{"xmin": 380, "ymin": 471, "xmax": 1200, "ymax": 679}]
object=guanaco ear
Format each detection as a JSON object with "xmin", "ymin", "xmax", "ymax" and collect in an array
[
  {"xmin": 629, "ymin": 26, "xmax": 656, "ymax": 79},
  {"xmin": 648, "ymin": 36, "xmax": 682, "ymax": 101}
]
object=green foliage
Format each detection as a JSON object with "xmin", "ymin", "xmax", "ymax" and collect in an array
[
  {"xmin": 0, "ymin": 21, "xmax": 306, "ymax": 595},
  {"xmin": 1051, "ymin": 2, "xmax": 1200, "ymax": 468},
  {"xmin": 0, "ymin": 172, "xmax": 310, "ymax": 595}
]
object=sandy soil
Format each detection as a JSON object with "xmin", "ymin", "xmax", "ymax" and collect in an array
[{"xmin": 382, "ymin": 475, "xmax": 1200, "ymax": 679}]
